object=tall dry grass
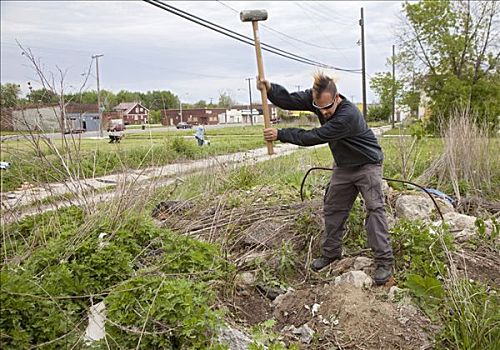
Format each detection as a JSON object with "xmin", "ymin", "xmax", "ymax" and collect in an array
[{"xmin": 418, "ymin": 109, "xmax": 493, "ymax": 201}]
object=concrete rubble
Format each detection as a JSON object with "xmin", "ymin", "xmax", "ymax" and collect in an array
[{"xmin": 334, "ymin": 270, "xmax": 373, "ymax": 289}]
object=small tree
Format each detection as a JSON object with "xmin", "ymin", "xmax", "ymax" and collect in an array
[
  {"xmin": 399, "ymin": 0, "xmax": 499, "ymax": 129},
  {"xmin": 369, "ymin": 72, "xmax": 401, "ymax": 122},
  {"xmin": 149, "ymin": 109, "xmax": 161, "ymax": 124},
  {"xmin": 218, "ymin": 91, "xmax": 236, "ymax": 108},
  {"xmin": 0, "ymin": 83, "xmax": 21, "ymax": 108},
  {"xmin": 26, "ymin": 87, "xmax": 58, "ymax": 104}
]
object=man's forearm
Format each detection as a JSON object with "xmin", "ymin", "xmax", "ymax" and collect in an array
[{"xmin": 268, "ymin": 84, "xmax": 314, "ymax": 111}]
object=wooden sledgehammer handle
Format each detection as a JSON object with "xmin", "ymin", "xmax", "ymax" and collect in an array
[{"xmin": 252, "ymin": 21, "xmax": 274, "ymax": 155}]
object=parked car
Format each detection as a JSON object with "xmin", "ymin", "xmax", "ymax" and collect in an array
[
  {"xmin": 176, "ymin": 122, "xmax": 192, "ymax": 129},
  {"xmin": 64, "ymin": 128, "xmax": 85, "ymax": 134}
]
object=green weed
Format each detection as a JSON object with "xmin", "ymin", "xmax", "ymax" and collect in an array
[
  {"xmin": 102, "ymin": 276, "xmax": 224, "ymax": 349},
  {"xmin": 249, "ymin": 319, "xmax": 299, "ymax": 350},
  {"xmin": 437, "ymin": 280, "xmax": 500, "ymax": 350},
  {"xmin": 0, "ymin": 208, "xmax": 232, "ymax": 348},
  {"xmin": 390, "ymin": 221, "xmax": 453, "ymax": 281}
]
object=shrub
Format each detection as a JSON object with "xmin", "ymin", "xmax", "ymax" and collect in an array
[
  {"xmin": 0, "ymin": 269, "xmax": 84, "ymax": 349},
  {"xmin": 1, "ymin": 209, "xmax": 232, "ymax": 348},
  {"xmin": 168, "ymin": 137, "xmax": 197, "ymax": 159},
  {"xmin": 103, "ymin": 276, "xmax": 223, "ymax": 349},
  {"xmin": 390, "ymin": 220, "xmax": 453, "ymax": 280},
  {"xmin": 222, "ymin": 165, "xmax": 260, "ymax": 191}
]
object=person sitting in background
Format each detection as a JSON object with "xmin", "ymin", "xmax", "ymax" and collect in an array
[
  {"xmin": 108, "ymin": 124, "xmax": 124, "ymax": 143},
  {"xmin": 194, "ymin": 124, "xmax": 205, "ymax": 146}
]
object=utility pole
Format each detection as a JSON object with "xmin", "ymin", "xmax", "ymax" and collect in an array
[
  {"xmin": 179, "ymin": 99, "xmax": 183, "ymax": 123},
  {"xmin": 391, "ymin": 44, "xmax": 396, "ymax": 129},
  {"xmin": 246, "ymin": 77, "xmax": 254, "ymax": 125},
  {"xmin": 359, "ymin": 8, "xmax": 367, "ymax": 120},
  {"xmin": 92, "ymin": 54, "xmax": 104, "ymax": 137},
  {"xmin": 296, "ymin": 85, "xmax": 301, "ymax": 91}
]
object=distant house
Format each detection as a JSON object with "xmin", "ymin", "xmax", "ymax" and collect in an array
[
  {"xmin": 9, "ymin": 103, "xmax": 103, "ymax": 132},
  {"xmin": 113, "ymin": 102, "xmax": 149, "ymax": 125},
  {"xmin": 219, "ymin": 104, "xmax": 278, "ymax": 124},
  {"xmin": 161, "ymin": 108, "xmax": 226, "ymax": 126}
]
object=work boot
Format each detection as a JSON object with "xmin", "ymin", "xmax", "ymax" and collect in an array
[
  {"xmin": 374, "ymin": 264, "xmax": 393, "ymax": 285},
  {"xmin": 311, "ymin": 256, "xmax": 340, "ymax": 272}
]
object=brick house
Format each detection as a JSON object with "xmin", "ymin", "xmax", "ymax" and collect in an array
[
  {"xmin": 161, "ymin": 108, "xmax": 225, "ymax": 126},
  {"xmin": 113, "ymin": 102, "xmax": 149, "ymax": 125}
]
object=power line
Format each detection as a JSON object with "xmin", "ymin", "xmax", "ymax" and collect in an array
[
  {"xmin": 143, "ymin": 0, "xmax": 361, "ymax": 73},
  {"xmin": 2, "ymin": 42, "xmax": 246, "ymax": 81},
  {"xmin": 308, "ymin": 2, "xmax": 354, "ymax": 26},
  {"xmin": 217, "ymin": 1, "xmax": 355, "ymax": 52},
  {"xmin": 293, "ymin": 2, "xmax": 351, "ymax": 63},
  {"xmin": 146, "ymin": 0, "xmax": 358, "ymax": 71}
]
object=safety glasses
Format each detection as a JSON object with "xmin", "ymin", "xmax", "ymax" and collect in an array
[{"xmin": 312, "ymin": 95, "xmax": 338, "ymax": 110}]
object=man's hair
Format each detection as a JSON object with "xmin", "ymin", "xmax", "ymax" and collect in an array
[{"xmin": 312, "ymin": 72, "xmax": 337, "ymax": 97}]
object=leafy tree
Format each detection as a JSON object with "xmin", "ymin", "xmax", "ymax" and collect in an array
[
  {"xmin": 142, "ymin": 90, "xmax": 178, "ymax": 110},
  {"xmin": 26, "ymin": 87, "xmax": 58, "ymax": 104},
  {"xmin": 149, "ymin": 109, "xmax": 161, "ymax": 124},
  {"xmin": 0, "ymin": 83, "xmax": 21, "ymax": 108},
  {"xmin": 218, "ymin": 91, "xmax": 236, "ymax": 108},
  {"xmin": 193, "ymin": 99, "xmax": 207, "ymax": 108},
  {"xmin": 369, "ymin": 72, "xmax": 401, "ymax": 122},
  {"xmin": 116, "ymin": 90, "xmax": 142, "ymax": 104},
  {"xmin": 367, "ymin": 104, "xmax": 391, "ymax": 122},
  {"xmin": 399, "ymin": 0, "xmax": 499, "ymax": 128}
]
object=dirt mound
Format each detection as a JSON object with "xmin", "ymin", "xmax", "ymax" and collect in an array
[
  {"xmin": 272, "ymin": 284, "xmax": 435, "ymax": 349},
  {"xmin": 154, "ymin": 197, "xmax": 438, "ymax": 349}
]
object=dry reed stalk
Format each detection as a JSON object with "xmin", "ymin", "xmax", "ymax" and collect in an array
[{"xmin": 418, "ymin": 109, "xmax": 492, "ymax": 200}]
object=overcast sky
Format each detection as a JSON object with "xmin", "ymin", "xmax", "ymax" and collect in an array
[{"xmin": 1, "ymin": 1, "xmax": 403, "ymax": 105}]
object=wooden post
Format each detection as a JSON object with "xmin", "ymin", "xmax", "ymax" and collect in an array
[{"xmin": 251, "ymin": 21, "xmax": 274, "ymax": 155}]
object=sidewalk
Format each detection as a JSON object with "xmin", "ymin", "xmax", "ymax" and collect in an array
[{"xmin": 1, "ymin": 143, "xmax": 314, "ymax": 210}]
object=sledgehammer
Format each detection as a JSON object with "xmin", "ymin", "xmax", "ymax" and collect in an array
[{"xmin": 240, "ymin": 9, "xmax": 274, "ymax": 155}]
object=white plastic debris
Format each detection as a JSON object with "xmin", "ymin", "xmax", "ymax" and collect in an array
[
  {"xmin": 84, "ymin": 301, "xmax": 106, "ymax": 343},
  {"xmin": 311, "ymin": 303, "xmax": 321, "ymax": 317},
  {"xmin": 98, "ymin": 233, "xmax": 108, "ymax": 248},
  {"xmin": 0, "ymin": 161, "xmax": 11, "ymax": 170}
]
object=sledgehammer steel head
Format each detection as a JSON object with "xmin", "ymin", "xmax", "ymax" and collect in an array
[{"xmin": 240, "ymin": 9, "xmax": 268, "ymax": 22}]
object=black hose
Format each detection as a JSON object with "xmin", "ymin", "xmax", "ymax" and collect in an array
[{"xmin": 299, "ymin": 166, "xmax": 445, "ymax": 222}]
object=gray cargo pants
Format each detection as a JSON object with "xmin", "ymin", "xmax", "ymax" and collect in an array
[{"xmin": 322, "ymin": 163, "xmax": 394, "ymax": 264}]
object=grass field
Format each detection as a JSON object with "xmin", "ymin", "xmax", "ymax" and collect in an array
[{"xmin": 0, "ymin": 127, "xmax": 269, "ymax": 192}]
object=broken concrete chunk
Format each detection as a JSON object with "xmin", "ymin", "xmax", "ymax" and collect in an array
[
  {"xmin": 285, "ymin": 324, "xmax": 314, "ymax": 344},
  {"xmin": 334, "ymin": 270, "xmax": 373, "ymax": 289},
  {"xmin": 433, "ymin": 212, "xmax": 489, "ymax": 242},
  {"xmin": 272, "ymin": 288, "xmax": 294, "ymax": 308},
  {"xmin": 311, "ymin": 303, "xmax": 320, "ymax": 317},
  {"xmin": 395, "ymin": 195, "xmax": 434, "ymax": 221},
  {"xmin": 218, "ymin": 325, "xmax": 253, "ymax": 350},
  {"xmin": 235, "ymin": 271, "xmax": 256, "ymax": 288}
]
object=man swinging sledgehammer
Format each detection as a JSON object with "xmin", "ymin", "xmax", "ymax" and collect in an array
[{"xmin": 258, "ymin": 73, "xmax": 394, "ymax": 285}]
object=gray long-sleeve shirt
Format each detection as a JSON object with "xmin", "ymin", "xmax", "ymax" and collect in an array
[{"xmin": 268, "ymin": 83, "xmax": 384, "ymax": 167}]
